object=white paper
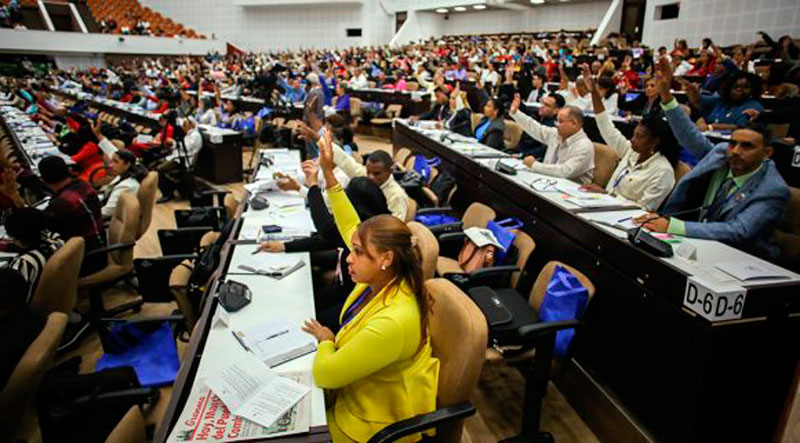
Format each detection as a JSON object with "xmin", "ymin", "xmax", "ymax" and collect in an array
[
  {"xmin": 235, "ymin": 319, "xmax": 317, "ymax": 368},
  {"xmin": 267, "ymin": 192, "xmax": 305, "ymax": 209},
  {"xmin": 463, "ymin": 227, "xmax": 504, "ymax": 249},
  {"xmin": 715, "ymin": 261, "xmax": 790, "ymax": 281},
  {"xmin": 237, "ymin": 253, "xmax": 305, "ymax": 279},
  {"xmin": 205, "ymin": 354, "xmax": 310, "ymax": 429}
]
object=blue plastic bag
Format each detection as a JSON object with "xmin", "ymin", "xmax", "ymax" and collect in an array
[
  {"xmin": 96, "ymin": 321, "xmax": 180, "ymax": 387},
  {"xmin": 415, "ymin": 213, "xmax": 459, "ymax": 227},
  {"xmin": 539, "ymin": 265, "xmax": 589, "ymax": 356},
  {"xmin": 486, "ymin": 218, "xmax": 523, "ymax": 264},
  {"xmin": 413, "ymin": 156, "xmax": 441, "ymax": 182}
]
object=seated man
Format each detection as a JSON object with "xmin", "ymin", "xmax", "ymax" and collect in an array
[
  {"xmin": 635, "ymin": 61, "xmax": 789, "ymax": 260},
  {"xmin": 0, "ymin": 268, "xmax": 45, "ymax": 391},
  {"xmin": 517, "ymin": 92, "xmax": 565, "ymax": 160},
  {"xmin": 38, "ymin": 156, "xmax": 105, "ymax": 272},
  {"xmin": 411, "ymin": 87, "xmax": 450, "ymax": 122},
  {"xmin": 332, "ymin": 147, "xmax": 408, "ymax": 220},
  {"xmin": 509, "ymin": 93, "xmax": 595, "ymax": 184},
  {"xmin": 156, "ymin": 117, "xmax": 204, "ymax": 203},
  {"xmin": 4, "ymin": 208, "xmax": 64, "ymax": 303}
]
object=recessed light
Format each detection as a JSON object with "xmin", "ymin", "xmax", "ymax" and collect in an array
[
  {"xmin": 473, "ymin": 4, "xmax": 487, "ymax": 9},
  {"xmin": 435, "ymin": 8, "xmax": 449, "ymax": 13},
  {"xmin": 531, "ymin": 0, "xmax": 545, "ymax": 4},
  {"xmin": 454, "ymin": 6, "xmax": 466, "ymax": 11}
]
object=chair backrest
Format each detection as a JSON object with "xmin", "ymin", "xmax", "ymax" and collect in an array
[
  {"xmin": 405, "ymin": 197, "xmax": 418, "ymax": 222},
  {"xmin": 406, "ymin": 81, "xmax": 420, "ymax": 92},
  {"xmin": 0, "ymin": 312, "xmax": 68, "ymax": 441},
  {"xmin": 105, "ymin": 406, "xmax": 146, "ymax": 443},
  {"xmin": 350, "ymin": 98, "xmax": 362, "ymax": 118},
  {"xmin": 674, "ymin": 161, "xmax": 692, "ymax": 182},
  {"xmin": 136, "ymin": 171, "xmax": 157, "ymax": 239},
  {"xmin": 509, "ymin": 230, "xmax": 535, "ymax": 289},
  {"xmin": 529, "ymin": 261, "xmax": 596, "ymax": 312},
  {"xmin": 403, "ymin": 154, "xmax": 417, "ymax": 171},
  {"xmin": 223, "ymin": 194, "xmax": 240, "ymax": 220},
  {"xmin": 108, "ymin": 192, "xmax": 140, "ymax": 267},
  {"xmin": 169, "ymin": 259, "xmax": 197, "ymax": 332},
  {"xmin": 470, "ymin": 113, "xmax": 484, "ymax": 132},
  {"xmin": 503, "ymin": 119, "xmax": 523, "ymax": 151},
  {"xmin": 394, "ymin": 147, "xmax": 411, "ymax": 167},
  {"xmin": 426, "ymin": 279, "xmax": 487, "ymax": 443},
  {"xmin": 386, "ymin": 104, "xmax": 403, "ymax": 118},
  {"xmin": 408, "ymin": 221, "xmax": 439, "ymax": 281},
  {"xmin": 462, "ymin": 202, "xmax": 496, "ymax": 229},
  {"xmin": 31, "ymin": 237, "xmax": 85, "ymax": 314},
  {"xmin": 591, "ymin": 142, "xmax": 620, "ymax": 188}
]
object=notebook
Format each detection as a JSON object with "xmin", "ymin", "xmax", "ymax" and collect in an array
[{"xmin": 233, "ymin": 319, "xmax": 317, "ymax": 368}]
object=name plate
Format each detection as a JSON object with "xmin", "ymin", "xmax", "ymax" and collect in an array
[{"xmin": 683, "ymin": 277, "xmax": 747, "ymax": 322}]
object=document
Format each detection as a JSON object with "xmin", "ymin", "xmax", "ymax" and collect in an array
[
  {"xmin": 715, "ymin": 261, "xmax": 791, "ymax": 281},
  {"xmin": 233, "ymin": 318, "xmax": 317, "ymax": 368},
  {"xmin": 166, "ymin": 368, "xmax": 311, "ymax": 442},
  {"xmin": 268, "ymin": 192, "xmax": 306, "ymax": 209},
  {"xmin": 463, "ymin": 227, "xmax": 504, "ymax": 250}
]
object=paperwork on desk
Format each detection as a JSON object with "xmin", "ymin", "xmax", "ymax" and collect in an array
[
  {"xmin": 238, "ymin": 253, "xmax": 305, "ymax": 279},
  {"xmin": 715, "ymin": 261, "xmax": 791, "ymax": 281},
  {"xmin": 166, "ymin": 357, "xmax": 311, "ymax": 442},
  {"xmin": 233, "ymin": 318, "xmax": 317, "ymax": 368}
]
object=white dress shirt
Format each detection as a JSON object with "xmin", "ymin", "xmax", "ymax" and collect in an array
[
  {"xmin": 165, "ymin": 128, "xmax": 203, "ymax": 163},
  {"xmin": 595, "ymin": 111, "xmax": 675, "ymax": 211},
  {"xmin": 332, "ymin": 144, "xmax": 409, "ymax": 220},
  {"xmin": 510, "ymin": 109, "xmax": 595, "ymax": 184},
  {"xmin": 101, "ymin": 176, "xmax": 140, "ymax": 217}
]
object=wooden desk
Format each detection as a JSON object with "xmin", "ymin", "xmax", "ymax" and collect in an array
[{"xmin": 394, "ymin": 120, "xmax": 800, "ymax": 443}]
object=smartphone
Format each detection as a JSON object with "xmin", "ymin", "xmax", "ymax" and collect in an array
[{"xmin": 262, "ymin": 225, "xmax": 282, "ymax": 234}]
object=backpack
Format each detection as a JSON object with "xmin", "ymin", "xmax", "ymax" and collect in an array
[{"xmin": 430, "ymin": 170, "xmax": 457, "ymax": 204}]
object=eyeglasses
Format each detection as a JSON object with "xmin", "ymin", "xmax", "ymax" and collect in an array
[{"xmin": 529, "ymin": 177, "xmax": 557, "ymax": 192}]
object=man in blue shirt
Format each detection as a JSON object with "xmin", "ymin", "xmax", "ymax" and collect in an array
[{"xmin": 281, "ymin": 76, "xmax": 306, "ymax": 104}]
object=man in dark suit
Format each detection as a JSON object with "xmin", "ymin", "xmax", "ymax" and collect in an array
[
  {"xmin": 412, "ymin": 87, "xmax": 449, "ymax": 122},
  {"xmin": 636, "ymin": 61, "xmax": 789, "ymax": 260}
]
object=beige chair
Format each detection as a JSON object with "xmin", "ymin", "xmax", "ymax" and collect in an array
[
  {"xmin": 675, "ymin": 161, "xmax": 692, "ymax": 182},
  {"xmin": 592, "ymin": 142, "xmax": 620, "ymax": 188},
  {"xmin": 470, "ymin": 113, "xmax": 484, "ymax": 132},
  {"xmin": 223, "ymin": 193, "xmax": 241, "ymax": 220},
  {"xmin": 371, "ymin": 279, "xmax": 486, "ymax": 443},
  {"xmin": 774, "ymin": 187, "xmax": 800, "ymax": 267},
  {"xmin": 435, "ymin": 203, "xmax": 496, "ymax": 277},
  {"xmin": 503, "ymin": 120, "xmax": 523, "ymax": 151},
  {"xmin": 408, "ymin": 221, "xmax": 439, "ymax": 281},
  {"xmin": 405, "ymin": 197, "xmax": 418, "ymax": 222},
  {"xmin": 79, "ymin": 193, "xmax": 141, "ymax": 316},
  {"xmin": 31, "ymin": 237, "xmax": 85, "ymax": 315},
  {"xmin": 437, "ymin": 230, "xmax": 535, "ymax": 290},
  {"xmin": 136, "ymin": 171, "xmax": 157, "ymax": 240},
  {"xmin": 350, "ymin": 97, "xmax": 362, "ymax": 122},
  {"xmin": 405, "ymin": 81, "xmax": 420, "ymax": 92},
  {"xmin": 0, "ymin": 312, "xmax": 68, "ymax": 442},
  {"xmin": 105, "ymin": 406, "xmax": 147, "ymax": 443},
  {"xmin": 371, "ymin": 104, "xmax": 403, "ymax": 126},
  {"xmin": 393, "ymin": 147, "xmax": 412, "ymax": 170}
]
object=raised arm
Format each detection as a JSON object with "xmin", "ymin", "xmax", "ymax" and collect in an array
[
  {"xmin": 320, "ymin": 131, "xmax": 360, "ymax": 251},
  {"xmin": 509, "ymin": 93, "xmax": 558, "ymax": 145},
  {"xmin": 656, "ymin": 59, "xmax": 715, "ymax": 159}
]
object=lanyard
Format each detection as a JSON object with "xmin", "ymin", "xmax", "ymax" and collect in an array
[
  {"xmin": 341, "ymin": 287, "xmax": 373, "ymax": 327},
  {"xmin": 611, "ymin": 166, "xmax": 633, "ymax": 190},
  {"xmin": 702, "ymin": 178, "xmax": 739, "ymax": 221}
]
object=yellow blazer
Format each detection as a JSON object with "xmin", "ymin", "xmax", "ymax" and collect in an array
[{"xmin": 312, "ymin": 184, "xmax": 439, "ymax": 443}]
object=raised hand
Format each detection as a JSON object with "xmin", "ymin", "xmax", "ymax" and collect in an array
[
  {"xmin": 301, "ymin": 159, "xmax": 320, "ymax": 186},
  {"xmin": 655, "ymin": 58, "xmax": 674, "ymax": 101},
  {"xmin": 318, "ymin": 129, "xmax": 335, "ymax": 174},
  {"xmin": 510, "ymin": 93, "xmax": 521, "ymax": 114},
  {"xmin": 580, "ymin": 63, "xmax": 594, "ymax": 91}
]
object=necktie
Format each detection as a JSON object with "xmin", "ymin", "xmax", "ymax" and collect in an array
[{"xmin": 704, "ymin": 177, "xmax": 736, "ymax": 221}]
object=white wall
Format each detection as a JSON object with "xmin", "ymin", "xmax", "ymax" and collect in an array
[
  {"xmin": 642, "ymin": 0, "xmax": 800, "ymax": 49},
  {"xmin": 54, "ymin": 54, "xmax": 107, "ymax": 70},
  {"xmin": 140, "ymin": 0, "xmax": 393, "ymax": 51},
  {"xmin": 391, "ymin": 9, "xmax": 442, "ymax": 46},
  {"xmin": 0, "ymin": 29, "xmax": 224, "ymax": 55}
]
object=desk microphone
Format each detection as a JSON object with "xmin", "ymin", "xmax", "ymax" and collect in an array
[{"xmin": 627, "ymin": 205, "xmax": 707, "ymax": 258}]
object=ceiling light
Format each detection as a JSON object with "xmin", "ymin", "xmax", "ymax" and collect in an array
[
  {"xmin": 454, "ymin": 6, "xmax": 466, "ymax": 11},
  {"xmin": 435, "ymin": 8, "xmax": 449, "ymax": 13},
  {"xmin": 473, "ymin": 4, "xmax": 487, "ymax": 9},
  {"xmin": 531, "ymin": 0, "xmax": 545, "ymax": 4}
]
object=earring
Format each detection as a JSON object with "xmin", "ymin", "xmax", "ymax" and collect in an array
[{"xmin": 381, "ymin": 265, "xmax": 386, "ymax": 271}]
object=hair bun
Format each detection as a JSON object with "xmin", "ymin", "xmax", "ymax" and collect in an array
[{"xmin": 410, "ymin": 234, "xmax": 419, "ymax": 248}]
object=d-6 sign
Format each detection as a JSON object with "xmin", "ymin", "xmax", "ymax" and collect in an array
[{"xmin": 683, "ymin": 277, "xmax": 747, "ymax": 322}]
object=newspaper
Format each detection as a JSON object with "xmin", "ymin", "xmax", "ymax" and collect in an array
[{"xmin": 167, "ymin": 371, "xmax": 311, "ymax": 442}]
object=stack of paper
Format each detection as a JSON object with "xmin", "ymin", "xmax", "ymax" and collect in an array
[
  {"xmin": 237, "ymin": 253, "xmax": 305, "ymax": 279},
  {"xmin": 715, "ymin": 261, "xmax": 790, "ymax": 281},
  {"xmin": 233, "ymin": 319, "xmax": 318, "ymax": 368},
  {"xmin": 464, "ymin": 227, "xmax": 504, "ymax": 250},
  {"xmin": 268, "ymin": 192, "xmax": 305, "ymax": 209}
]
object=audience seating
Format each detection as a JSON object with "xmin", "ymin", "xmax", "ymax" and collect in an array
[
  {"xmin": 105, "ymin": 406, "xmax": 147, "ymax": 443},
  {"xmin": 591, "ymin": 142, "xmax": 620, "ymax": 188},
  {"xmin": 135, "ymin": 171, "xmax": 158, "ymax": 240},
  {"xmin": 31, "ymin": 237, "xmax": 85, "ymax": 315},
  {"xmin": 405, "ymin": 197, "xmax": 418, "ymax": 222},
  {"xmin": 479, "ymin": 261, "xmax": 596, "ymax": 441},
  {"xmin": 0, "ymin": 312, "xmax": 68, "ymax": 442},
  {"xmin": 367, "ymin": 279, "xmax": 486, "ymax": 443},
  {"xmin": 407, "ymin": 221, "xmax": 440, "ymax": 281},
  {"xmin": 675, "ymin": 160, "xmax": 692, "ymax": 182},
  {"xmin": 86, "ymin": 0, "xmax": 203, "ymax": 38},
  {"xmin": 503, "ymin": 120, "xmax": 523, "ymax": 151},
  {"xmin": 774, "ymin": 187, "xmax": 800, "ymax": 269}
]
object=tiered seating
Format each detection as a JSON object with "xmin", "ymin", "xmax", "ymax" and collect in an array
[{"xmin": 86, "ymin": 0, "xmax": 204, "ymax": 39}]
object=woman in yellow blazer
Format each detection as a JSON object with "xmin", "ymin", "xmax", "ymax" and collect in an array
[{"xmin": 302, "ymin": 131, "xmax": 440, "ymax": 443}]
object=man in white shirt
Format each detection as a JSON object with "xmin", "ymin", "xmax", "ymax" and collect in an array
[
  {"xmin": 509, "ymin": 93, "xmax": 594, "ymax": 184},
  {"xmin": 350, "ymin": 67, "xmax": 369, "ymax": 89},
  {"xmin": 156, "ymin": 118, "xmax": 204, "ymax": 202},
  {"xmin": 332, "ymin": 147, "xmax": 408, "ymax": 220}
]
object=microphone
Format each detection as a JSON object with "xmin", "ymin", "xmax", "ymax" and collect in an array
[{"xmin": 627, "ymin": 205, "xmax": 708, "ymax": 258}]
